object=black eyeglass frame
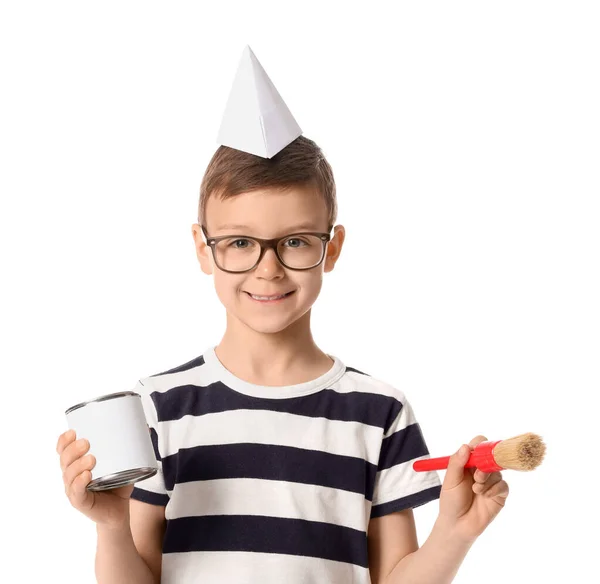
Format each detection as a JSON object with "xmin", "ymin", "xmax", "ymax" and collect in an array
[{"xmin": 200, "ymin": 225, "xmax": 333, "ymax": 273}]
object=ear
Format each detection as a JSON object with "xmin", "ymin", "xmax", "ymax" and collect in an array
[
  {"xmin": 191, "ymin": 224, "xmax": 213, "ymax": 275},
  {"xmin": 323, "ymin": 225, "xmax": 345, "ymax": 273}
]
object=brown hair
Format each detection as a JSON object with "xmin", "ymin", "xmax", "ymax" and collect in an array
[{"xmin": 198, "ymin": 135, "xmax": 337, "ymax": 230}]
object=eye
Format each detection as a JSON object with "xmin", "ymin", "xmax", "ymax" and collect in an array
[
  {"xmin": 284, "ymin": 238, "xmax": 308, "ymax": 248},
  {"xmin": 228, "ymin": 238, "xmax": 253, "ymax": 248}
]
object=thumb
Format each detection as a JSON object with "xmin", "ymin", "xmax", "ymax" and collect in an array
[{"xmin": 443, "ymin": 444, "xmax": 471, "ymax": 490}]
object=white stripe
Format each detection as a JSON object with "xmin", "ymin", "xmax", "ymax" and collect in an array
[
  {"xmin": 130, "ymin": 379, "xmax": 169, "ymax": 497},
  {"xmin": 372, "ymin": 458, "xmax": 442, "ymax": 506},
  {"xmin": 166, "ymin": 478, "xmax": 369, "ymax": 532},
  {"xmin": 133, "ymin": 465, "xmax": 168, "ymax": 497},
  {"xmin": 143, "ymin": 366, "xmax": 407, "ymax": 403},
  {"xmin": 335, "ymin": 371, "xmax": 408, "ymax": 400},
  {"xmin": 161, "ymin": 551, "xmax": 369, "ymax": 584},
  {"xmin": 383, "ymin": 407, "xmax": 417, "ymax": 439},
  {"xmin": 381, "ymin": 394, "xmax": 417, "ymax": 439},
  {"xmin": 160, "ymin": 409, "xmax": 382, "ymax": 464}
]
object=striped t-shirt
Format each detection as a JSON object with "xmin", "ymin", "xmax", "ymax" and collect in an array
[{"xmin": 130, "ymin": 346, "xmax": 442, "ymax": 583}]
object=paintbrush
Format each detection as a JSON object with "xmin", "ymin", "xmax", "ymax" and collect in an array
[{"xmin": 413, "ymin": 432, "xmax": 546, "ymax": 473}]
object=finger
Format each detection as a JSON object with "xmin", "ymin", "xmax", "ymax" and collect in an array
[
  {"xmin": 64, "ymin": 453, "xmax": 95, "ymax": 492},
  {"xmin": 468, "ymin": 435, "xmax": 488, "ymax": 449},
  {"xmin": 473, "ymin": 471, "xmax": 503, "ymax": 494},
  {"xmin": 442, "ymin": 444, "xmax": 472, "ymax": 490},
  {"xmin": 484, "ymin": 479, "xmax": 509, "ymax": 505},
  {"xmin": 467, "ymin": 436, "xmax": 488, "ymax": 479},
  {"xmin": 69, "ymin": 469, "xmax": 93, "ymax": 508},
  {"xmin": 60, "ymin": 438, "xmax": 90, "ymax": 473},
  {"xmin": 56, "ymin": 429, "xmax": 76, "ymax": 455},
  {"xmin": 462, "ymin": 435, "xmax": 486, "ymax": 480},
  {"xmin": 473, "ymin": 468, "xmax": 490, "ymax": 484}
]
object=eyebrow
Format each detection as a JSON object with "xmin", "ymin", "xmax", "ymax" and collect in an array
[{"xmin": 214, "ymin": 222, "xmax": 323, "ymax": 233}]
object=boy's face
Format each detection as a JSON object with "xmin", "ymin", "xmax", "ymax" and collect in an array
[{"xmin": 191, "ymin": 186, "xmax": 345, "ymax": 335}]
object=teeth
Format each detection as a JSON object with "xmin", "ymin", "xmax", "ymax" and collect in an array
[{"xmin": 250, "ymin": 293, "xmax": 288, "ymax": 300}]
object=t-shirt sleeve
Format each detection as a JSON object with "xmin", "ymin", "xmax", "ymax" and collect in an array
[
  {"xmin": 370, "ymin": 393, "xmax": 442, "ymax": 519},
  {"xmin": 129, "ymin": 377, "xmax": 170, "ymax": 507}
]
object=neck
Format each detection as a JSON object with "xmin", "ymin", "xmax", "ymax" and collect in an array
[{"xmin": 215, "ymin": 309, "xmax": 332, "ymax": 385}]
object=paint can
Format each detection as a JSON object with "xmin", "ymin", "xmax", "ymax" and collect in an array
[{"xmin": 65, "ymin": 391, "xmax": 158, "ymax": 491}]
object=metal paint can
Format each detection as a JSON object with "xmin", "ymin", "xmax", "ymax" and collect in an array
[{"xmin": 65, "ymin": 391, "xmax": 158, "ymax": 491}]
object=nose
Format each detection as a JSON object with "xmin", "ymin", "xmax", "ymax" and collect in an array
[{"xmin": 256, "ymin": 247, "xmax": 285, "ymax": 277}]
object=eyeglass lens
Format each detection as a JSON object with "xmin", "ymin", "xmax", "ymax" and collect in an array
[{"xmin": 214, "ymin": 235, "xmax": 325, "ymax": 271}]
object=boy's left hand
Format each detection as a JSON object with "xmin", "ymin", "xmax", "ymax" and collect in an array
[{"xmin": 436, "ymin": 435, "xmax": 510, "ymax": 543}]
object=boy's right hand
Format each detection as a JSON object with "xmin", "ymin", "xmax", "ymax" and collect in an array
[{"xmin": 57, "ymin": 429, "xmax": 134, "ymax": 529}]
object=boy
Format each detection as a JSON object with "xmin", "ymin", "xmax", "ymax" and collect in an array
[{"xmin": 57, "ymin": 49, "xmax": 509, "ymax": 584}]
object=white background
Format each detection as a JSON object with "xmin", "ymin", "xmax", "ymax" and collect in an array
[{"xmin": 1, "ymin": 1, "xmax": 598, "ymax": 582}]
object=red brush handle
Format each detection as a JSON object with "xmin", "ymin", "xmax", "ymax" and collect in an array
[{"xmin": 413, "ymin": 440, "xmax": 503, "ymax": 472}]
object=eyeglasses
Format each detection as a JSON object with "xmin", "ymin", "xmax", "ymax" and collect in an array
[{"xmin": 201, "ymin": 225, "xmax": 332, "ymax": 273}]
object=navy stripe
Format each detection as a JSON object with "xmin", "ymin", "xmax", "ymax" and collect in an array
[
  {"xmin": 130, "ymin": 486, "xmax": 169, "ymax": 506},
  {"xmin": 163, "ymin": 515, "xmax": 368, "ymax": 567},
  {"xmin": 161, "ymin": 443, "xmax": 377, "ymax": 500},
  {"xmin": 149, "ymin": 355, "xmax": 205, "ymax": 377},
  {"xmin": 149, "ymin": 427, "xmax": 161, "ymax": 461},
  {"xmin": 345, "ymin": 366, "xmax": 370, "ymax": 376},
  {"xmin": 370, "ymin": 485, "xmax": 442, "ymax": 518},
  {"xmin": 151, "ymin": 382, "xmax": 401, "ymax": 430},
  {"xmin": 377, "ymin": 423, "xmax": 430, "ymax": 470}
]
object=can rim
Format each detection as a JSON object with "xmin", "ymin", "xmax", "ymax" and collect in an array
[
  {"xmin": 87, "ymin": 467, "xmax": 158, "ymax": 491},
  {"xmin": 65, "ymin": 391, "xmax": 140, "ymax": 415}
]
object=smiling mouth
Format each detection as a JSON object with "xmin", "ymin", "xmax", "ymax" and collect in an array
[{"xmin": 244, "ymin": 291, "xmax": 296, "ymax": 301}]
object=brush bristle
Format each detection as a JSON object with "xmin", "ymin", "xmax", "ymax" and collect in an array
[{"xmin": 493, "ymin": 432, "xmax": 546, "ymax": 471}]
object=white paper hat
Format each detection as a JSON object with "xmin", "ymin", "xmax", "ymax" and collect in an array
[{"xmin": 216, "ymin": 45, "xmax": 302, "ymax": 158}]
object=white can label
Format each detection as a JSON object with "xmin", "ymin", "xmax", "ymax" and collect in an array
[{"xmin": 66, "ymin": 393, "xmax": 158, "ymax": 481}]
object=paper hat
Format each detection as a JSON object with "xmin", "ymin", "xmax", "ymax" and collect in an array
[{"xmin": 216, "ymin": 45, "xmax": 302, "ymax": 158}]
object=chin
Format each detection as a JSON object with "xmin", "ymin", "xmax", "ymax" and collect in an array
[
  {"xmin": 232, "ymin": 305, "xmax": 309, "ymax": 334},
  {"xmin": 242, "ymin": 316, "xmax": 299, "ymax": 335}
]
